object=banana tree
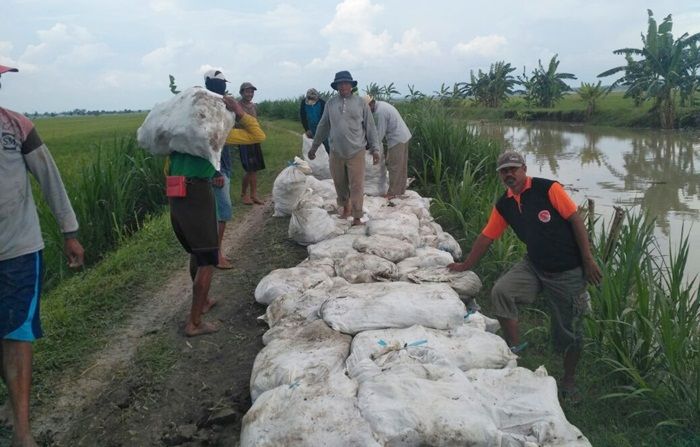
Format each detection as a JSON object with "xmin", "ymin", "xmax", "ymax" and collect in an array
[
  {"xmin": 518, "ymin": 55, "xmax": 576, "ymax": 108},
  {"xmin": 578, "ymin": 81, "xmax": 606, "ymax": 118},
  {"xmin": 598, "ymin": 10, "xmax": 700, "ymax": 128}
]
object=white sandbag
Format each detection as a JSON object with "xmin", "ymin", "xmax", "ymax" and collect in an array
[
  {"xmin": 264, "ymin": 277, "xmax": 350, "ymax": 329},
  {"xmin": 348, "ymin": 325, "xmax": 517, "ymax": 376},
  {"xmin": 296, "ymin": 257, "xmax": 336, "ymax": 277},
  {"xmin": 352, "ymin": 235, "xmax": 416, "ymax": 263},
  {"xmin": 254, "ymin": 267, "xmax": 331, "ymax": 305},
  {"xmin": 307, "ymin": 234, "xmax": 360, "ymax": 260},
  {"xmin": 366, "ymin": 215, "xmax": 421, "ymax": 247},
  {"xmin": 464, "ymin": 367, "xmax": 592, "ymax": 446},
  {"xmin": 301, "ymin": 134, "xmax": 332, "ymax": 180},
  {"xmin": 361, "ymin": 195, "xmax": 389, "ymax": 218},
  {"xmin": 396, "ymin": 247, "xmax": 454, "ymax": 277},
  {"xmin": 437, "ymin": 231, "xmax": 463, "ymax": 259},
  {"xmin": 240, "ymin": 373, "xmax": 381, "ymax": 447},
  {"xmin": 464, "ymin": 310, "xmax": 501, "ymax": 333},
  {"xmin": 249, "ymin": 320, "xmax": 351, "ymax": 401},
  {"xmin": 320, "ymin": 282, "xmax": 465, "ymax": 335},
  {"xmin": 304, "ymin": 175, "xmax": 337, "ymax": 200},
  {"xmin": 137, "ymin": 87, "xmax": 234, "ymax": 171},
  {"xmin": 364, "ymin": 151, "xmax": 388, "ymax": 196},
  {"xmin": 336, "ymin": 253, "xmax": 398, "ymax": 283},
  {"xmin": 272, "ymin": 158, "xmax": 312, "ymax": 217},
  {"xmin": 289, "ymin": 191, "xmax": 349, "ymax": 246},
  {"xmin": 406, "ymin": 266, "xmax": 482, "ymax": 298}
]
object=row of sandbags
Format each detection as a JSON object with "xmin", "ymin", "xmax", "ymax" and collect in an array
[{"xmin": 242, "ymin": 164, "xmax": 591, "ymax": 445}]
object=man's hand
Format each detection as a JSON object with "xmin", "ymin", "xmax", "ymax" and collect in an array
[
  {"xmin": 64, "ymin": 238, "xmax": 85, "ymax": 268},
  {"xmin": 305, "ymin": 130, "xmax": 313, "ymax": 138},
  {"xmin": 212, "ymin": 175, "xmax": 225, "ymax": 188},
  {"xmin": 372, "ymin": 152, "xmax": 380, "ymax": 165},
  {"xmin": 222, "ymin": 96, "xmax": 244, "ymax": 116},
  {"xmin": 447, "ymin": 262, "xmax": 468, "ymax": 272},
  {"xmin": 308, "ymin": 148, "xmax": 317, "ymax": 160},
  {"xmin": 583, "ymin": 257, "xmax": 603, "ymax": 286}
]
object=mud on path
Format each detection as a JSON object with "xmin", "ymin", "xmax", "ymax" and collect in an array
[{"xmin": 35, "ymin": 201, "xmax": 308, "ymax": 446}]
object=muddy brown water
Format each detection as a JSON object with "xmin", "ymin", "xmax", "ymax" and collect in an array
[{"xmin": 472, "ymin": 121, "xmax": 700, "ymax": 282}]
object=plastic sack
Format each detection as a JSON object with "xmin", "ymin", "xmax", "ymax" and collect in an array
[
  {"xmin": 352, "ymin": 234, "xmax": 416, "ymax": 263},
  {"xmin": 254, "ymin": 266, "xmax": 331, "ymax": 305},
  {"xmin": 137, "ymin": 87, "xmax": 234, "ymax": 171},
  {"xmin": 364, "ymin": 151, "xmax": 388, "ymax": 196},
  {"xmin": 272, "ymin": 157, "xmax": 312, "ymax": 217},
  {"xmin": 336, "ymin": 253, "xmax": 398, "ymax": 283},
  {"xmin": 289, "ymin": 191, "xmax": 349, "ymax": 246},
  {"xmin": 301, "ymin": 134, "xmax": 332, "ymax": 180}
]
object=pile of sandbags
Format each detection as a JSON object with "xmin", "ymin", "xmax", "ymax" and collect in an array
[
  {"xmin": 271, "ymin": 157, "xmax": 312, "ymax": 216},
  {"xmin": 137, "ymin": 87, "xmax": 234, "ymax": 171},
  {"xmin": 242, "ymin": 186, "xmax": 591, "ymax": 446}
]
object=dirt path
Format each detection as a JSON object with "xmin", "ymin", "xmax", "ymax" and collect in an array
[{"xmin": 35, "ymin": 201, "xmax": 308, "ymax": 446}]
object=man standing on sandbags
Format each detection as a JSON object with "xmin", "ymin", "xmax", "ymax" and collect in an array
[
  {"xmin": 448, "ymin": 151, "xmax": 602, "ymax": 401},
  {"xmin": 307, "ymin": 71, "xmax": 380, "ymax": 226},
  {"xmin": 167, "ymin": 69, "xmax": 266, "ymax": 336},
  {"xmin": 364, "ymin": 95, "xmax": 411, "ymax": 199}
]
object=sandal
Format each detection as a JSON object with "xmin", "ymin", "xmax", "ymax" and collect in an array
[{"xmin": 509, "ymin": 342, "xmax": 528, "ymax": 355}]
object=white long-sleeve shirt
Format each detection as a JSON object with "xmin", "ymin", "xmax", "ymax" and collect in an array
[
  {"xmin": 373, "ymin": 100, "xmax": 411, "ymax": 148},
  {"xmin": 0, "ymin": 107, "xmax": 78, "ymax": 261}
]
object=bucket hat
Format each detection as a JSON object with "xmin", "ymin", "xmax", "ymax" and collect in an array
[{"xmin": 330, "ymin": 70, "xmax": 357, "ymax": 90}]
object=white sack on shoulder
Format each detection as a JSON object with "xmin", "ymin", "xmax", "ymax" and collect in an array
[
  {"xmin": 249, "ymin": 320, "xmax": 351, "ymax": 401},
  {"xmin": 320, "ymin": 282, "xmax": 465, "ymax": 334},
  {"xmin": 137, "ymin": 87, "xmax": 234, "ymax": 171},
  {"xmin": 407, "ymin": 266, "xmax": 482, "ymax": 298},
  {"xmin": 240, "ymin": 373, "xmax": 380, "ymax": 447},
  {"xmin": 301, "ymin": 134, "xmax": 332, "ymax": 180},
  {"xmin": 271, "ymin": 158, "xmax": 311, "ymax": 217},
  {"xmin": 352, "ymin": 234, "xmax": 416, "ymax": 263},
  {"xmin": 254, "ymin": 266, "xmax": 331, "ymax": 305},
  {"xmin": 336, "ymin": 253, "xmax": 398, "ymax": 283},
  {"xmin": 347, "ymin": 325, "xmax": 516, "ymax": 376}
]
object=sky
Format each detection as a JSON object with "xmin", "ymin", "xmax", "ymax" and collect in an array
[{"xmin": 1, "ymin": 0, "xmax": 699, "ymax": 114}]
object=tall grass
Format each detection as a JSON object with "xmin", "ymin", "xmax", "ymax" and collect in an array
[
  {"xmin": 257, "ymin": 97, "xmax": 302, "ymax": 120},
  {"xmin": 36, "ymin": 137, "xmax": 166, "ymax": 289},
  {"xmin": 590, "ymin": 212, "xmax": 700, "ymax": 433}
]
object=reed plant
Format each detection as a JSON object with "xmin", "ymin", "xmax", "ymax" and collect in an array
[
  {"xmin": 257, "ymin": 97, "xmax": 303, "ymax": 120},
  {"xmin": 36, "ymin": 137, "xmax": 166, "ymax": 289},
  {"xmin": 589, "ymin": 211, "xmax": 700, "ymax": 432}
]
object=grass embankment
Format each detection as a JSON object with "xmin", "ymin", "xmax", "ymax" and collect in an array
[
  {"xmin": 399, "ymin": 101, "xmax": 700, "ymax": 446},
  {"xmin": 0, "ymin": 115, "xmax": 302, "ymax": 438},
  {"xmin": 447, "ymin": 91, "xmax": 700, "ymax": 128}
]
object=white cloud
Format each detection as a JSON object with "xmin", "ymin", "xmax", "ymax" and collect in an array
[
  {"xmin": 452, "ymin": 34, "xmax": 508, "ymax": 57},
  {"xmin": 393, "ymin": 29, "xmax": 439, "ymax": 56},
  {"xmin": 141, "ymin": 40, "xmax": 192, "ymax": 67},
  {"xmin": 321, "ymin": 0, "xmax": 383, "ymax": 35}
]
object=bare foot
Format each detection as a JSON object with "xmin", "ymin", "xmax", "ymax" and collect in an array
[
  {"xmin": 184, "ymin": 320, "xmax": 220, "ymax": 336},
  {"xmin": 339, "ymin": 206, "xmax": 351, "ymax": 219},
  {"xmin": 351, "ymin": 218, "xmax": 364, "ymax": 226},
  {"xmin": 252, "ymin": 197, "xmax": 264, "ymax": 205},
  {"xmin": 202, "ymin": 298, "xmax": 217, "ymax": 314},
  {"xmin": 216, "ymin": 260, "xmax": 233, "ymax": 270},
  {"xmin": 242, "ymin": 196, "xmax": 253, "ymax": 205},
  {"xmin": 11, "ymin": 433, "xmax": 39, "ymax": 447},
  {"xmin": 384, "ymin": 194, "xmax": 396, "ymax": 200}
]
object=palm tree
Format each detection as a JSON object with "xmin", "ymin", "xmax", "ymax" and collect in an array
[
  {"xmin": 578, "ymin": 81, "xmax": 606, "ymax": 118},
  {"xmin": 458, "ymin": 61, "xmax": 519, "ymax": 108},
  {"xmin": 518, "ymin": 55, "xmax": 576, "ymax": 108},
  {"xmin": 598, "ymin": 10, "xmax": 700, "ymax": 128}
]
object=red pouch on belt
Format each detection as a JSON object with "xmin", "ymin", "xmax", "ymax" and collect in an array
[{"xmin": 166, "ymin": 176, "xmax": 187, "ymax": 198}]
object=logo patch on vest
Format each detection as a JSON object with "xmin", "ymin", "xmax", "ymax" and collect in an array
[
  {"xmin": 2, "ymin": 132, "xmax": 19, "ymax": 151},
  {"xmin": 538, "ymin": 210, "xmax": 551, "ymax": 223}
]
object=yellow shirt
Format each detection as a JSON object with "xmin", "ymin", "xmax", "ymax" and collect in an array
[{"xmin": 226, "ymin": 114, "xmax": 266, "ymax": 145}]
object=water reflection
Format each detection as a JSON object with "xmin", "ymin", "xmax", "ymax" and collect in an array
[{"xmin": 469, "ymin": 121, "xmax": 700, "ymax": 279}]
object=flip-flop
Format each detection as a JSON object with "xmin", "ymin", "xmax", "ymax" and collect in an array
[
  {"xmin": 509, "ymin": 342, "xmax": 528, "ymax": 354},
  {"xmin": 216, "ymin": 263, "xmax": 233, "ymax": 270}
]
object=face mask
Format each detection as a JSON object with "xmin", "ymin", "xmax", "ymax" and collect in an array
[{"xmin": 205, "ymin": 78, "xmax": 227, "ymax": 95}]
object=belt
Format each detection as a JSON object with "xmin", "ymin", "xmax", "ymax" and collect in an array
[{"xmin": 185, "ymin": 177, "xmax": 211, "ymax": 184}]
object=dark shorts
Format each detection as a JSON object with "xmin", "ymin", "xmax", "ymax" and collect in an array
[
  {"xmin": 1, "ymin": 251, "xmax": 44, "ymax": 341},
  {"xmin": 169, "ymin": 179, "xmax": 218, "ymax": 266},
  {"xmin": 491, "ymin": 257, "xmax": 588, "ymax": 352},
  {"xmin": 239, "ymin": 143, "xmax": 266, "ymax": 172}
]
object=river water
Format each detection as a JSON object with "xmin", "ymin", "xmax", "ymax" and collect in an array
[{"xmin": 471, "ymin": 121, "xmax": 700, "ymax": 282}]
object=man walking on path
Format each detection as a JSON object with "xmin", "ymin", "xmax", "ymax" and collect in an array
[
  {"xmin": 0, "ymin": 64, "xmax": 85, "ymax": 447},
  {"xmin": 365, "ymin": 96, "xmax": 411, "ymax": 199},
  {"xmin": 448, "ymin": 151, "xmax": 602, "ymax": 399},
  {"xmin": 167, "ymin": 69, "xmax": 266, "ymax": 337},
  {"xmin": 308, "ymin": 70, "xmax": 380, "ymax": 226}
]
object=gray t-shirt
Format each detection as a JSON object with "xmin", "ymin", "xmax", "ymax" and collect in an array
[
  {"xmin": 374, "ymin": 100, "xmax": 411, "ymax": 148},
  {"xmin": 0, "ymin": 107, "xmax": 78, "ymax": 261},
  {"xmin": 311, "ymin": 94, "xmax": 380, "ymax": 159}
]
